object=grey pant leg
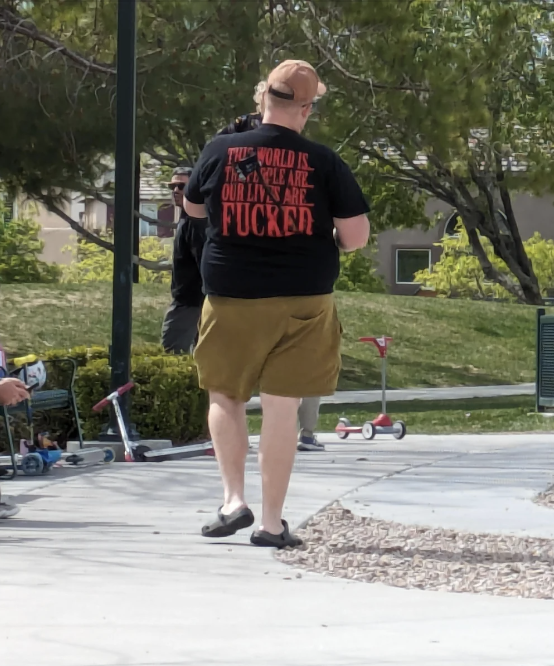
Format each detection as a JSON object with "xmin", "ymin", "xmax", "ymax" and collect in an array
[
  {"xmin": 161, "ymin": 303, "xmax": 202, "ymax": 354},
  {"xmin": 298, "ymin": 397, "xmax": 321, "ymax": 438}
]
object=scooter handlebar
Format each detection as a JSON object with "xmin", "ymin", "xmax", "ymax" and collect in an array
[{"xmin": 92, "ymin": 382, "xmax": 135, "ymax": 412}]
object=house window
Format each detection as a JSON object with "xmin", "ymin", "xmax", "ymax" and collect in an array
[
  {"xmin": 444, "ymin": 210, "xmax": 508, "ymax": 237},
  {"xmin": 444, "ymin": 212, "xmax": 462, "ymax": 237},
  {"xmin": 396, "ymin": 248, "xmax": 431, "ymax": 284},
  {"xmin": 139, "ymin": 203, "xmax": 159, "ymax": 237}
]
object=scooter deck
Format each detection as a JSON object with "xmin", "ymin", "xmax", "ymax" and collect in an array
[
  {"xmin": 142, "ymin": 442, "xmax": 214, "ymax": 462},
  {"xmin": 64, "ymin": 448, "xmax": 108, "ymax": 466}
]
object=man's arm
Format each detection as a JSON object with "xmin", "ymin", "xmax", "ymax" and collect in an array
[
  {"xmin": 184, "ymin": 199, "xmax": 207, "ymax": 219},
  {"xmin": 334, "ymin": 215, "xmax": 370, "ymax": 252},
  {"xmin": 183, "ymin": 216, "xmax": 207, "ymax": 269},
  {"xmin": 328, "ymin": 153, "xmax": 371, "ymax": 251},
  {"xmin": 184, "ymin": 144, "xmax": 213, "ymax": 219}
]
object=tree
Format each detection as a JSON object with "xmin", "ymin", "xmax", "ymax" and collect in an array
[
  {"xmin": 61, "ymin": 234, "xmax": 172, "ymax": 284},
  {"xmin": 335, "ymin": 250, "xmax": 385, "ymax": 293},
  {"xmin": 0, "ymin": 1, "xmax": 431, "ymax": 255},
  {"xmin": 0, "ymin": 0, "xmax": 263, "ymax": 271},
  {"xmin": 0, "ymin": 204, "xmax": 61, "ymax": 283},
  {"xmin": 289, "ymin": 0, "xmax": 554, "ymax": 304},
  {"xmin": 415, "ymin": 224, "xmax": 554, "ymax": 300}
]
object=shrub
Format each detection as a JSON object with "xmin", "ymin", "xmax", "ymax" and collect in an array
[
  {"xmin": 414, "ymin": 224, "xmax": 554, "ymax": 300},
  {"xmin": 0, "ymin": 346, "xmax": 207, "ymax": 450},
  {"xmin": 336, "ymin": 249, "xmax": 385, "ymax": 293},
  {"xmin": 61, "ymin": 234, "xmax": 172, "ymax": 284},
  {"xmin": 0, "ymin": 206, "xmax": 61, "ymax": 284}
]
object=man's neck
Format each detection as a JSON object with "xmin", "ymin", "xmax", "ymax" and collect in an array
[{"xmin": 262, "ymin": 111, "xmax": 299, "ymax": 133}]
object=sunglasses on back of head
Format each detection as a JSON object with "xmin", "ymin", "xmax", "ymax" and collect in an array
[{"xmin": 168, "ymin": 182, "xmax": 186, "ymax": 191}]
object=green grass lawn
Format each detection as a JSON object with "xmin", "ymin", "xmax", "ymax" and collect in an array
[
  {"xmin": 0, "ymin": 283, "xmax": 546, "ymax": 390},
  {"xmin": 247, "ymin": 395, "xmax": 552, "ymax": 436}
]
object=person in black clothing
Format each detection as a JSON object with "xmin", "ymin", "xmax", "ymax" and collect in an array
[
  {"xmin": 216, "ymin": 80, "xmax": 265, "ymax": 137},
  {"xmin": 217, "ymin": 112, "xmax": 262, "ymax": 136},
  {"xmin": 161, "ymin": 166, "xmax": 207, "ymax": 354}
]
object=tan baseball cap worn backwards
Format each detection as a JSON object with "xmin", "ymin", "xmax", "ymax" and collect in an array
[{"xmin": 267, "ymin": 60, "xmax": 327, "ymax": 105}]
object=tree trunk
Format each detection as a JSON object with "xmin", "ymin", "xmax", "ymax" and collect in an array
[{"xmin": 464, "ymin": 218, "xmax": 543, "ymax": 305}]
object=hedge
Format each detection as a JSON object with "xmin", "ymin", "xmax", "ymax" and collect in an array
[{"xmin": 1, "ymin": 345, "xmax": 208, "ymax": 449}]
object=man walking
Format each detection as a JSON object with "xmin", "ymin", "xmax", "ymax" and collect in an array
[
  {"xmin": 185, "ymin": 60, "xmax": 370, "ymax": 548},
  {"xmin": 161, "ymin": 167, "xmax": 206, "ymax": 354},
  {"xmin": 219, "ymin": 82, "xmax": 326, "ymax": 453}
]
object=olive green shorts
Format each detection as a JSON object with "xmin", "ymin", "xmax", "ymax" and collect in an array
[{"xmin": 194, "ymin": 294, "xmax": 342, "ymax": 402}]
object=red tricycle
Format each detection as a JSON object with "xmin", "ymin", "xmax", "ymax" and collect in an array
[{"xmin": 335, "ymin": 336, "xmax": 406, "ymax": 441}]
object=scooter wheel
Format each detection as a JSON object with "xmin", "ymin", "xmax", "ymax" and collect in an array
[
  {"xmin": 21, "ymin": 453, "xmax": 44, "ymax": 476},
  {"xmin": 337, "ymin": 417, "xmax": 351, "ymax": 440},
  {"xmin": 393, "ymin": 421, "xmax": 407, "ymax": 440},
  {"xmin": 362, "ymin": 421, "xmax": 376, "ymax": 440},
  {"xmin": 133, "ymin": 444, "xmax": 151, "ymax": 462},
  {"xmin": 103, "ymin": 447, "xmax": 116, "ymax": 464}
]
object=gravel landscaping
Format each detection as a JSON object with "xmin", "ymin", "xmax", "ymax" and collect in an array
[
  {"xmin": 535, "ymin": 485, "xmax": 554, "ymax": 509},
  {"xmin": 276, "ymin": 503, "xmax": 554, "ymax": 599}
]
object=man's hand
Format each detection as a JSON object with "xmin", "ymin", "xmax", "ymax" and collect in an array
[{"xmin": 0, "ymin": 378, "xmax": 30, "ymax": 407}]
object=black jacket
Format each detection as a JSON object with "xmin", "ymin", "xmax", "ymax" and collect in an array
[
  {"xmin": 171, "ymin": 211, "xmax": 206, "ymax": 307},
  {"xmin": 217, "ymin": 113, "xmax": 262, "ymax": 136}
]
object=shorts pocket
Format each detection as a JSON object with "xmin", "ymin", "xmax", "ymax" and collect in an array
[{"xmin": 286, "ymin": 310, "xmax": 326, "ymax": 347}]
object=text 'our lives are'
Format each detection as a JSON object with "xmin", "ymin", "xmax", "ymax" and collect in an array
[{"xmin": 222, "ymin": 147, "xmax": 316, "ymax": 238}]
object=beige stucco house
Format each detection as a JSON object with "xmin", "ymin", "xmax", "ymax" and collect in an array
[
  {"xmin": 5, "ymin": 173, "xmax": 554, "ymax": 292},
  {"xmin": 376, "ymin": 193, "xmax": 554, "ymax": 294},
  {"xmin": 2, "ymin": 163, "xmax": 176, "ymax": 266}
]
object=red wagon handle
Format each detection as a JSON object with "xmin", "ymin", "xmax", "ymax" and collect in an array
[{"xmin": 93, "ymin": 382, "xmax": 135, "ymax": 412}]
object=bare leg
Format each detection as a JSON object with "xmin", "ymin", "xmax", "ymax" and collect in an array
[
  {"xmin": 208, "ymin": 392, "xmax": 249, "ymax": 515},
  {"xmin": 258, "ymin": 393, "xmax": 300, "ymax": 534}
]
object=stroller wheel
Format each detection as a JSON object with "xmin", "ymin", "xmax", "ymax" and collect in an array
[{"xmin": 21, "ymin": 453, "xmax": 44, "ymax": 476}]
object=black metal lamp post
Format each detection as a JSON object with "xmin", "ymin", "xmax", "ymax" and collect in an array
[{"xmin": 101, "ymin": 0, "xmax": 139, "ymax": 441}]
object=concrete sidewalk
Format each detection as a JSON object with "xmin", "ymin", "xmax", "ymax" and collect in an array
[
  {"xmin": 246, "ymin": 382, "xmax": 535, "ymax": 409},
  {"xmin": 1, "ymin": 433, "xmax": 554, "ymax": 666}
]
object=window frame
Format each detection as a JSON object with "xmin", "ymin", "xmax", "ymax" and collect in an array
[
  {"xmin": 395, "ymin": 247, "xmax": 432, "ymax": 285},
  {"xmin": 139, "ymin": 203, "xmax": 160, "ymax": 238}
]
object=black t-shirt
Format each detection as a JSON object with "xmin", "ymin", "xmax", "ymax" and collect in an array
[
  {"xmin": 185, "ymin": 123, "xmax": 370, "ymax": 299},
  {"xmin": 170, "ymin": 210, "xmax": 207, "ymax": 307}
]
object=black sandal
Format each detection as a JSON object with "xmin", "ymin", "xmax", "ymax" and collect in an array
[
  {"xmin": 201, "ymin": 506, "xmax": 255, "ymax": 538},
  {"xmin": 250, "ymin": 519, "xmax": 303, "ymax": 549}
]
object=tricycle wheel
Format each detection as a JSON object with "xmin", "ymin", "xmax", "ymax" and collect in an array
[
  {"xmin": 337, "ymin": 417, "xmax": 351, "ymax": 440},
  {"xmin": 362, "ymin": 421, "xmax": 376, "ymax": 440},
  {"xmin": 21, "ymin": 453, "xmax": 44, "ymax": 476},
  {"xmin": 393, "ymin": 421, "xmax": 407, "ymax": 440}
]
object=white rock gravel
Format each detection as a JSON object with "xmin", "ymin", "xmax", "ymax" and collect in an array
[
  {"xmin": 536, "ymin": 485, "xmax": 554, "ymax": 509},
  {"xmin": 276, "ymin": 502, "xmax": 554, "ymax": 599}
]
